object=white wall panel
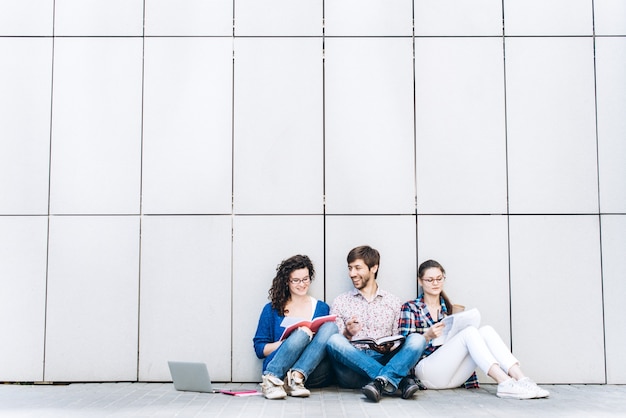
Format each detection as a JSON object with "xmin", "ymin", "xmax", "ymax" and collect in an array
[
  {"xmin": 143, "ymin": 38, "xmax": 233, "ymax": 215},
  {"xmin": 235, "ymin": 0, "xmax": 321, "ymax": 36},
  {"xmin": 596, "ymin": 37, "xmax": 626, "ymax": 213},
  {"xmin": 504, "ymin": 0, "xmax": 593, "ymax": 36},
  {"xmin": 139, "ymin": 216, "xmax": 232, "ymax": 381},
  {"xmin": 0, "ymin": 217, "xmax": 48, "ymax": 381},
  {"xmin": 234, "ymin": 38, "xmax": 323, "ymax": 214},
  {"xmin": 506, "ymin": 38, "xmax": 598, "ymax": 214},
  {"xmin": 45, "ymin": 216, "xmax": 140, "ymax": 381},
  {"xmin": 414, "ymin": 0, "xmax": 502, "ymax": 36},
  {"xmin": 325, "ymin": 0, "xmax": 413, "ymax": 36},
  {"xmin": 417, "ymin": 215, "xmax": 511, "ymax": 346},
  {"xmin": 325, "ymin": 38, "xmax": 415, "ymax": 215},
  {"xmin": 509, "ymin": 215, "xmax": 603, "ymax": 383},
  {"xmin": 50, "ymin": 38, "xmax": 143, "ymax": 215},
  {"xmin": 415, "ymin": 38, "xmax": 507, "ymax": 214},
  {"xmin": 54, "ymin": 0, "xmax": 143, "ymax": 36},
  {"xmin": 594, "ymin": 0, "xmax": 626, "ymax": 35},
  {"xmin": 0, "ymin": 0, "xmax": 53, "ymax": 36},
  {"xmin": 324, "ymin": 216, "xmax": 417, "ymax": 305},
  {"xmin": 232, "ymin": 215, "xmax": 324, "ymax": 382},
  {"xmin": 602, "ymin": 215, "xmax": 626, "ymax": 383},
  {"xmin": 0, "ymin": 0, "xmax": 624, "ymax": 386},
  {"xmin": 0, "ymin": 38, "xmax": 52, "ymax": 215},
  {"xmin": 145, "ymin": 0, "xmax": 232, "ymax": 36}
]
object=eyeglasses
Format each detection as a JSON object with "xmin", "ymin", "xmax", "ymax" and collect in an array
[
  {"xmin": 289, "ymin": 276, "xmax": 311, "ymax": 284},
  {"xmin": 421, "ymin": 276, "xmax": 445, "ymax": 284}
]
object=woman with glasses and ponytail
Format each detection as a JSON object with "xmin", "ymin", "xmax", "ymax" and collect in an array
[
  {"xmin": 398, "ymin": 259, "xmax": 549, "ymax": 400},
  {"xmin": 253, "ymin": 254, "xmax": 337, "ymax": 399}
]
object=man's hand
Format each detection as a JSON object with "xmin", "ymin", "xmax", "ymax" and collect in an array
[{"xmin": 344, "ymin": 316, "xmax": 363, "ymax": 337}]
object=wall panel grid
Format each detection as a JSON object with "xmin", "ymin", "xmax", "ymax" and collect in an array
[{"xmin": 1, "ymin": 1, "xmax": 625, "ymax": 384}]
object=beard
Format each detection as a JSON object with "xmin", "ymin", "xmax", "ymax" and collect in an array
[{"xmin": 353, "ymin": 275, "xmax": 370, "ymax": 290}]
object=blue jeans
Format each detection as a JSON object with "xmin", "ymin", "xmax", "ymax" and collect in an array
[
  {"xmin": 326, "ymin": 333, "xmax": 426, "ymax": 390},
  {"xmin": 264, "ymin": 321, "xmax": 338, "ymax": 387}
]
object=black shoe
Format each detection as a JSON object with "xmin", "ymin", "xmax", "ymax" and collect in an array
[
  {"xmin": 399, "ymin": 376, "xmax": 420, "ymax": 399},
  {"xmin": 362, "ymin": 378, "xmax": 385, "ymax": 403}
]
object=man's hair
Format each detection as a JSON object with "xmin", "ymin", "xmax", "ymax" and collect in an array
[{"xmin": 347, "ymin": 245, "xmax": 380, "ymax": 279}]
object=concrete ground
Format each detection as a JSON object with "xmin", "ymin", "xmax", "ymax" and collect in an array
[{"xmin": 1, "ymin": 382, "xmax": 625, "ymax": 418}]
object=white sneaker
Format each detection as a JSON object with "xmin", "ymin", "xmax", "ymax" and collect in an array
[
  {"xmin": 516, "ymin": 377, "xmax": 550, "ymax": 398},
  {"xmin": 260, "ymin": 374, "xmax": 287, "ymax": 400},
  {"xmin": 496, "ymin": 378, "xmax": 536, "ymax": 400},
  {"xmin": 285, "ymin": 370, "xmax": 310, "ymax": 397}
]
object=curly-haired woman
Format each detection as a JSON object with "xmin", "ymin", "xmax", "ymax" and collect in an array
[{"xmin": 253, "ymin": 254, "xmax": 337, "ymax": 399}]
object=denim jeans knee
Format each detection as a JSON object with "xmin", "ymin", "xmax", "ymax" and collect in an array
[
  {"xmin": 404, "ymin": 332, "xmax": 427, "ymax": 352},
  {"xmin": 316, "ymin": 321, "xmax": 339, "ymax": 340}
]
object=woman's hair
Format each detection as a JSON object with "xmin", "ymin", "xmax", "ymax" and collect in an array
[
  {"xmin": 269, "ymin": 254, "xmax": 315, "ymax": 315},
  {"xmin": 418, "ymin": 259, "xmax": 453, "ymax": 314}
]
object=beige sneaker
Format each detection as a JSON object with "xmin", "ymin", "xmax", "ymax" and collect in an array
[
  {"xmin": 285, "ymin": 370, "xmax": 310, "ymax": 397},
  {"xmin": 516, "ymin": 377, "xmax": 550, "ymax": 399},
  {"xmin": 260, "ymin": 374, "xmax": 287, "ymax": 400}
]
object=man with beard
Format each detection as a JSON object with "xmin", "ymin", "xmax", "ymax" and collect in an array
[{"xmin": 326, "ymin": 245, "xmax": 426, "ymax": 402}]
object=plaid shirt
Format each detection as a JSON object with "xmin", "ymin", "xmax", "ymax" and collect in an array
[{"xmin": 399, "ymin": 295, "xmax": 479, "ymax": 389}]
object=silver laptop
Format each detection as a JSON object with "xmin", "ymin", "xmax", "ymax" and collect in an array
[{"xmin": 168, "ymin": 361, "xmax": 222, "ymax": 393}]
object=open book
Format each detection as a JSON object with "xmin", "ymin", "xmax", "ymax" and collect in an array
[
  {"xmin": 431, "ymin": 308, "xmax": 481, "ymax": 346},
  {"xmin": 350, "ymin": 334, "xmax": 405, "ymax": 353},
  {"xmin": 279, "ymin": 314, "xmax": 337, "ymax": 340}
]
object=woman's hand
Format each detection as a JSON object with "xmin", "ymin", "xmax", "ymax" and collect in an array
[
  {"xmin": 424, "ymin": 322, "xmax": 445, "ymax": 343},
  {"xmin": 344, "ymin": 316, "xmax": 363, "ymax": 338},
  {"xmin": 262, "ymin": 340, "xmax": 283, "ymax": 357},
  {"xmin": 299, "ymin": 326, "xmax": 314, "ymax": 341}
]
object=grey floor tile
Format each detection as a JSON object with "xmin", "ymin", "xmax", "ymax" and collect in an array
[{"xmin": 0, "ymin": 383, "xmax": 625, "ymax": 417}]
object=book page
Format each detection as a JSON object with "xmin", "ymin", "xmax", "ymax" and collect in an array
[
  {"xmin": 431, "ymin": 308, "xmax": 481, "ymax": 346},
  {"xmin": 280, "ymin": 316, "xmax": 308, "ymax": 329}
]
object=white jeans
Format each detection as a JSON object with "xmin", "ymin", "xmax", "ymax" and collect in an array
[{"xmin": 415, "ymin": 325, "xmax": 519, "ymax": 389}]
